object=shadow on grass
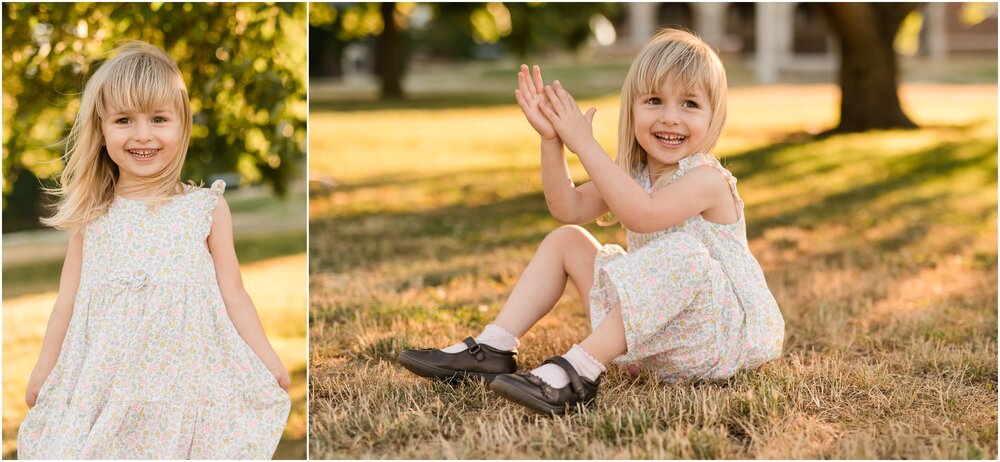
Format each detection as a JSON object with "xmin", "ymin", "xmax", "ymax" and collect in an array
[
  {"xmin": 312, "ymin": 189, "xmax": 554, "ymax": 274},
  {"xmin": 745, "ymin": 137, "xmax": 997, "ymax": 240},
  {"xmin": 316, "ymin": 165, "xmax": 543, "ymax": 197},
  {"xmin": 312, "ymin": 133, "xmax": 997, "ymax": 276},
  {"xmin": 2, "ymin": 259, "xmax": 65, "ymax": 300}
]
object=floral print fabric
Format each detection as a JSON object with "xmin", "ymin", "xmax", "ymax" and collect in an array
[
  {"xmin": 589, "ymin": 154, "xmax": 785, "ymax": 383},
  {"xmin": 18, "ymin": 180, "xmax": 290, "ymax": 459}
]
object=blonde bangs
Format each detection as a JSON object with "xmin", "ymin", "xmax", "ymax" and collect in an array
[
  {"xmin": 634, "ymin": 43, "xmax": 714, "ymax": 100},
  {"xmin": 95, "ymin": 53, "xmax": 187, "ymax": 120}
]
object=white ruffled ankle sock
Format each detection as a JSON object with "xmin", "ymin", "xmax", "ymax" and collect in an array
[
  {"xmin": 440, "ymin": 323, "xmax": 519, "ymax": 353},
  {"xmin": 530, "ymin": 344, "xmax": 606, "ymax": 388}
]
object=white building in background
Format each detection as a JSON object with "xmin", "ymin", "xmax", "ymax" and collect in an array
[{"xmin": 619, "ymin": 2, "xmax": 998, "ymax": 83}]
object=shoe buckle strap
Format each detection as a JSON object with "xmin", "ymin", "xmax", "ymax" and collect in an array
[
  {"xmin": 463, "ymin": 337, "xmax": 485, "ymax": 361},
  {"xmin": 543, "ymin": 356, "xmax": 588, "ymax": 400}
]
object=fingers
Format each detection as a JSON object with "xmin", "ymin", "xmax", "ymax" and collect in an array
[
  {"xmin": 516, "ymin": 87, "xmax": 548, "ymax": 119},
  {"xmin": 515, "ymin": 89, "xmax": 540, "ymax": 119},
  {"xmin": 532, "ymin": 65, "xmax": 545, "ymax": 95},
  {"xmin": 585, "ymin": 107, "xmax": 597, "ymax": 124},
  {"xmin": 519, "ymin": 64, "xmax": 538, "ymax": 98},
  {"xmin": 514, "ymin": 88, "xmax": 528, "ymax": 110},
  {"xmin": 544, "ymin": 85, "xmax": 565, "ymax": 113},
  {"xmin": 538, "ymin": 97, "xmax": 558, "ymax": 121},
  {"xmin": 553, "ymin": 80, "xmax": 578, "ymax": 111},
  {"xmin": 517, "ymin": 67, "xmax": 529, "ymax": 97},
  {"xmin": 514, "ymin": 89, "xmax": 530, "ymax": 114}
]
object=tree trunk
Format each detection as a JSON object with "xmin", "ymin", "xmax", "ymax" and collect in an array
[
  {"xmin": 817, "ymin": 3, "xmax": 919, "ymax": 133},
  {"xmin": 375, "ymin": 2, "xmax": 405, "ymax": 99}
]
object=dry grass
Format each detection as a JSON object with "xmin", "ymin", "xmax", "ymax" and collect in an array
[
  {"xmin": 308, "ymin": 83, "xmax": 998, "ymax": 459},
  {"xmin": 2, "ymin": 254, "xmax": 308, "ymax": 459}
]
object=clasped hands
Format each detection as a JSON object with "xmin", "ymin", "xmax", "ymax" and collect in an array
[{"xmin": 514, "ymin": 64, "xmax": 601, "ymax": 156}]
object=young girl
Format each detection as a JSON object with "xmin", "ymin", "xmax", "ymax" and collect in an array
[
  {"xmin": 398, "ymin": 29, "xmax": 784, "ymax": 414},
  {"xmin": 17, "ymin": 41, "xmax": 290, "ymax": 458}
]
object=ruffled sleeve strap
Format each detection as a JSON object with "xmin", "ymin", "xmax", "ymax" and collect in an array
[
  {"xmin": 211, "ymin": 179, "xmax": 227, "ymax": 196},
  {"xmin": 202, "ymin": 179, "xmax": 227, "ymax": 237},
  {"xmin": 671, "ymin": 152, "xmax": 710, "ymax": 183},
  {"xmin": 679, "ymin": 153, "xmax": 744, "ymax": 212},
  {"xmin": 207, "ymin": 179, "xmax": 226, "ymax": 210}
]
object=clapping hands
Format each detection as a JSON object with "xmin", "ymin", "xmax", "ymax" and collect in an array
[
  {"xmin": 539, "ymin": 80, "xmax": 598, "ymax": 155},
  {"xmin": 514, "ymin": 64, "xmax": 598, "ymax": 155},
  {"xmin": 515, "ymin": 64, "xmax": 560, "ymax": 141}
]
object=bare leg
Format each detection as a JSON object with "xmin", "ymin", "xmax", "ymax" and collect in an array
[
  {"xmin": 527, "ymin": 303, "xmax": 626, "ymax": 387},
  {"xmin": 492, "ymin": 225, "xmax": 601, "ymax": 337},
  {"xmin": 579, "ymin": 303, "xmax": 627, "ymax": 364}
]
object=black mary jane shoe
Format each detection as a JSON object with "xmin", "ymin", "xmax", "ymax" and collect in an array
[
  {"xmin": 397, "ymin": 337, "xmax": 517, "ymax": 383},
  {"xmin": 489, "ymin": 356, "xmax": 600, "ymax": 415}
]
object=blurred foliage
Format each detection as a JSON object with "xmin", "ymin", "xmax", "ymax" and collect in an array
[
  {"xmin": 309, "ymin": 2, "xmax": 619, "ymax": 96},
  {"xmin": 2, "ymin": 2, "xmax": 307, "ymax": 228},
  {"xmin": 310, "ymin": 2, "xmax": 618, "ymax": 56},
  {"xmin": 411, "ymin": 3, "xmax": 619, "ymax": 59},
  {"xmin": 960, "ymin": 2, "xmax": 998, "ymax": 26}
]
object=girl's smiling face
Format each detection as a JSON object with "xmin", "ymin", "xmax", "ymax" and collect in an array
[
  {"xmin": 632, "ymin": 78, "xmax": 713, "ymax": 173},
  {"xmin": 101, "ymin": 106, "xmax": 181, "ymax": 193}
]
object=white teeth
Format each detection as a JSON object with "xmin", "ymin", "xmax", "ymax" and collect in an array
[
  {"xmin": 127, "ymin": 149, "xmax": 159, "ymax": 158},
  {"xmin": 654, "ymin": 133, "xmax": 685, "ymax": 144}
]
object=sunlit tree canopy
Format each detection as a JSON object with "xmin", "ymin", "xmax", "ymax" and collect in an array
[{"xmin": 3, "ymin": 2, "xmax": 307, "ymax": 228}]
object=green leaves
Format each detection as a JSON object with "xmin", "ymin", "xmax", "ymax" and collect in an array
[{"xmin": 3, "ymin": 2, "xmax": 306, "ymax": 220}]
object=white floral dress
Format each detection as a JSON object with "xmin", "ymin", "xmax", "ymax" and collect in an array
[
  {"xmin": 18, "ymin": 181, "xmax": 290, "ymax": 459},
  {"xmin": 590, "ymin": 153, "xmax": 785, "ymax": 383}
]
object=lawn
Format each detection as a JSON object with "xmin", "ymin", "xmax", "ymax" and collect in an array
[
  {"xmin": 1, "ymin": 185, "xmax": 308, "ymax": 459},
  {"xmin": 308, "ymin": 82, "xmax": 997, "ymax": 459}
]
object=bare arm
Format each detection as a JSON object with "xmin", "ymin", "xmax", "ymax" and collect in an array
[
  {"xmin": 26, "ymin": 230, "xmax": 83, "ymax": 407},
  {"xmin": 541, "ymin": 81, "xmax": 731, "ymax": 232},
  {"xmin": 516, "ymin": 64, "xmax": 608, "ymax": 224},
  {"xmin": 208, "ymin": 197, "xmax": 290, "ymax": 391},
  {"xmin": 539, "ymin": 137, "xmax": 609, "ymax": 224}
]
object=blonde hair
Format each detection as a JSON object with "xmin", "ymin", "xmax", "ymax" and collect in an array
[
  {"xmin": 615, "ymin": 28, "xmax": 728, "ymax": 192},
  {"xmin": 42, "ymin": 40, "xmax": 192, "ymax": 230}
]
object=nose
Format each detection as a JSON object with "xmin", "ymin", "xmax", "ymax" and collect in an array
[
  {"xmin": 132, "ymin": 120, "xmax": 153, "ymax": 143},
  {"xmin": 659, "ymin": 105, "xmax": 681, "ymax": 126}
]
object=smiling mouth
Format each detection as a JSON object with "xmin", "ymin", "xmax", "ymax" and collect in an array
[
  {"xmin": 654, "ymin": 133, "xmax": 686, "ymax": 145},
  {"xmin": 127, "ymin": 148, "xmax": 161, "ymax": 159}
]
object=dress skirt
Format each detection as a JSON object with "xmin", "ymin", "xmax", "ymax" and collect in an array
[{"xmin": 589, "ymin": 231, "xmax": 746, "ymax": 383}]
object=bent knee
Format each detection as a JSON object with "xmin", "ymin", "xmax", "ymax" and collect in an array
[
  {"xmin": 545, "ymin": 224, "xmax": 590, "ymax": 243},
  {"xmin": 543, "ymin": 225, "xmax": 599, "ymax": 249}
]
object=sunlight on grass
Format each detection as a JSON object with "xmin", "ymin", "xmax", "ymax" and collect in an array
[
  {"xmin": 310, "ymin": 84, "xmax": 997, "ymax": 187},
  {"xmin": 2, "ymin": 254, "xmax": 307, "ymax": 459},
  {"xmin": 309, "ymin": 82, "xmax": 997, "ymax": 459}
]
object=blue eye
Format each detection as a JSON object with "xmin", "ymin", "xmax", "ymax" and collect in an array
[
  {"xmin": 682, "ymin": 100, "xmax": 699, "ymax": 108},
  {"xmin": 153, "ymin": 116, "xmax": 167, "ymax": 123},
  {"xmin": 114, "ymin": 117, "xmax": 131, "ymax": 125}
]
